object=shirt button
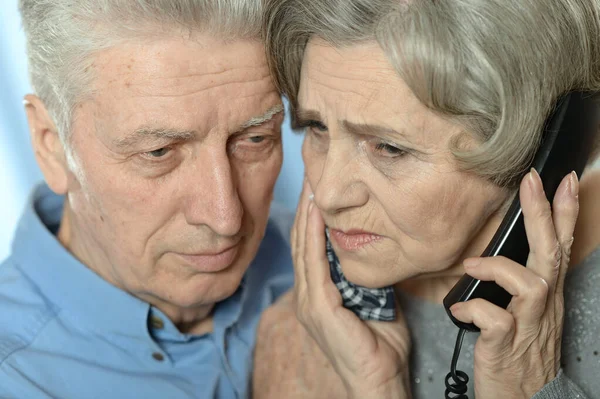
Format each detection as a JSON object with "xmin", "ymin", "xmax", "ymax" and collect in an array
[
  {"xmin": 150, "ymin": 316, "xmax": 164, "ymax": 330},
  {"xmin": 152, "ymin": 352, "xmax": 165, "ymax": 362}
]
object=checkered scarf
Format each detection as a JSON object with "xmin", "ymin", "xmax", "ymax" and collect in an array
[{"xmin": 326, "ymin": 229, "xmax": 397, "ymax": 321}]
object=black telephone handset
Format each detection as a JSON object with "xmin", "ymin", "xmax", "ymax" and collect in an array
[{"xmin": 443, "ymin": 91, "xmax": 600, "ymax": 332}]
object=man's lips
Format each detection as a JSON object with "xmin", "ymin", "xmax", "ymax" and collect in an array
[
  {"xmin": 329, "ymin": 228, "xmax": 383, "ymax": 252},
  {"xmin": 174, "ymin": 244, "xmax": 240, "ymax": 272}
]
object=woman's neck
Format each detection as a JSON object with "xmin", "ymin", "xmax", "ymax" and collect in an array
[{"xmin": 395, "ymin": 207, "xmax": 506, "ymax": 304}]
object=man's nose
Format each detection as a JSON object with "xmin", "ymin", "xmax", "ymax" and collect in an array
[
  {"xmin": 185, "ymin": 152, "xmax": 243, "ymax": 237},
  {"xmin": 312, "ymin": 142, "xmax": 368, "ymax": 214}
]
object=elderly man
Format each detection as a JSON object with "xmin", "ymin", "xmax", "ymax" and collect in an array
[{"xmin": 0, "ymin": 1, "xmax": 293, "ymax": 398}]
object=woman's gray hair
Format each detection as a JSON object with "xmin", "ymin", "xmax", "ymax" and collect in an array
[
  {"xmin": 265, "ymin": 0, "xmax": 600, "ymax": 186},
  {"xmin": 19, "ymin": 0, "xmax": 265, "ymax": 165}
]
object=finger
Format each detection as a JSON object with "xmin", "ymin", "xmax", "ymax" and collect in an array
[
  {"xmin": 304, "ymin": 201, "xmax": 336, "ymax": 305},
  {"xmin": 301, "ymin": 203, "xmax": 353, "ymax": 353},
  {"xmin": 450, "ymin": 298, "xmax": 515, "ymax": 350},
  {"xmin": 291, "ymin": 178, "xmax": 307, "ymax": 266},
  {"xmin": 292, "ymin": 178, "xmax": 311, "ymax": 258},
  {"xmin": 551, "ymin": 172, "xmax": 579, "ymax": 293},
  {"xmin": 521, "ymin": 169, "xmax": 561, "ymax": 286},
  {"xmin": 293, "ymin": 179, "xmax": 313, "ymax": 298},
  {"xmin": 464, "ymin": 256, "xmax": 549, "ymax": 326}
]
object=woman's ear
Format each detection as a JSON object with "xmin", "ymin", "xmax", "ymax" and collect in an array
[{"xmin": 23, "ymin": 94, "xmax": 70, "ymax": 195}]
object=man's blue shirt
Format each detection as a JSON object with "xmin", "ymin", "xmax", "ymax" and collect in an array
[{"xmin": 0, "ymin": 184, "xmax": 294, "ymax": 398}]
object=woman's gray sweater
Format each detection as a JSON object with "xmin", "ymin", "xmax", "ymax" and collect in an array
[{"xmin": 399, "ymin": 245, "xmax": 600, "ymax": 398}]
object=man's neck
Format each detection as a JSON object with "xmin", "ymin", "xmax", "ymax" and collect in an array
[{"xmin": 57, "ymin": 199, "xmax": 216, "ymax": 335}]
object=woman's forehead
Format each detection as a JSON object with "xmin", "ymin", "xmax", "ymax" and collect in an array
[{"xmin": 298, "ymin": 40, "xmax": 462, "ymax": 151}]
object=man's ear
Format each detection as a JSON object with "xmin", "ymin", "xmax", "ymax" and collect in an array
[{"xmin": 24, "ymin": 94, "xmax": 70, "ymax": 195}]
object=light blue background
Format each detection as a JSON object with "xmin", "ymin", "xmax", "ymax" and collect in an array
[{"xmin": 0, "ymin": 1, "xmax": 304, "ymax": 262}]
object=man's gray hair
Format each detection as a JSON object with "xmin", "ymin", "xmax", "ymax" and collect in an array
[
  {"xmin": 265, "ymin": 0, "xmax": 600, "ymax": 187},
  {"xmin": 19, "ymin": 0, "xmax": 265, "ymax": 163}
]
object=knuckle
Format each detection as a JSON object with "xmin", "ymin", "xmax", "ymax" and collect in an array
[
  {"xmin": 552, "ymin": 242, "xmax": 562, "ymax": 265},
  {"xmin": 544, "ymin": 241, "xmax": 562, "ymax": 269},
  {"xmin": 296, "ymin": 308, "xmax": 308, "ymax": 327},
  {"xmin": 560, "ymin": 237, "xmax": 574, "ymax": 263},
  {"xmin": 530, "ymin": 276, "xmax": 550, "ymax": 300},
  {"xmin": 493, "ymin": 313, "xmax": 515, "ymax": 335},
  {"xmin": 295, "ymin": 297, "xmax": 309, "ymax": 323}
]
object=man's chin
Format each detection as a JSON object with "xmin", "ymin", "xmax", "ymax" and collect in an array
[{"xmin": 167, "ymin": 268, "xmax": 247, "ymax": 308}]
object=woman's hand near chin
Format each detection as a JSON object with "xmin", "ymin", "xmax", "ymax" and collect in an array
[
  {"xmin": 291, "ymin": 180, "xmax": 412, "ymax": 399},
  {"xmin": 450, "ymin": 170, "xmax": 579, "ymax": 399}
]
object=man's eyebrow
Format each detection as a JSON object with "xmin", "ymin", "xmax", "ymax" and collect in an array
[
  {"xmin": 239, "ymin": 104, "xmax": 285, "ymax": 129},
  {"xmin": 112, "ymin": 127, "xmax": 196, "ymax": 150},
  {"xmin": 342, "ymin": 120, "xmax": 411, "ymax": 141},
  {"xmin": 112, "ymin": 105, "xmax": 285, "ymax": 150}
]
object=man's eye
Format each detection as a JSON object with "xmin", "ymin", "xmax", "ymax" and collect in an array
[
  {"xmin": 145, "ymin": 147, "xmax": 171, "ymax": 158},
  {"xmin": 248, "ymin": 136, "xmax": 266, "ymax": 144},
  {"xmin": 374, "ymin": 142, "xmax": 407, "ymax": 157}
]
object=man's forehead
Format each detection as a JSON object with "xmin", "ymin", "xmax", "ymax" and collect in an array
[
  {"xmin": 93, "ymin": 36, "xmax": 269, "ymax": 89},
  {"xmin": 78, "ymin": 35, "xmax": 281, "ymax": 146}
]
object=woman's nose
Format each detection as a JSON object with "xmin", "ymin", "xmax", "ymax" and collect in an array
[{"xmin": 312, "ymin": 144, "xmax": 368, "ymax": 214}]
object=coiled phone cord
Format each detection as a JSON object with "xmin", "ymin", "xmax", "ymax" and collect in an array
[{"xmin": 444, "ymin": 328, "xmax": 469, "ymax": 399}]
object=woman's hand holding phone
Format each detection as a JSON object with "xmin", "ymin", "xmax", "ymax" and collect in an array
[
  {"xmin": 292, "ymin": 179, "xmax": 412, "ymax": 399},
  {"xmin": 449, "ymin": 170, "xmax": 579, "ymax": 399}
]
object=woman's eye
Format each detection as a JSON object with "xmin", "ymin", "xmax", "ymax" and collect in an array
[
  {"xmin": 145, "ymin": 147, "xmax": 171, "ymax": 158},
  {"xmin": 306, "ymin": 122, "xmax": 329, "ymax": 141},
  {"xmin": 308, "ymin": 121, "xmax": 327, "ymax": 132},
  {"xmin": 374, "ymin": 142, "xmax": 406, "ymax": 157},
  {"xmin": 307, "ymin": 120, "xmax": 327, "ymax": 133}
]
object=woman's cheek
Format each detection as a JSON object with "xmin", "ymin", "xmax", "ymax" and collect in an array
[{"xmin": 302, "ymin": 141, "xmax": 325, "ymax": 189}]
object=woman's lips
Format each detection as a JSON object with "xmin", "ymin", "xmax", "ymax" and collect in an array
[{"xmin": 329, "ymin": 228, "xmax": 383, "ymax": 251}]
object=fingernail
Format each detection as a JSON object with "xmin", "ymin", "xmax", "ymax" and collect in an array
[
  {"xmin": 569, "ymin": 171, "xmax": 579, "ymax": 198},
  {"xmin": 463, "ymin": 258, "xmax": 481, "ymax": 269},
  {"xmin": 528, "ymin": 168, "xmax": 543, "ymax": 196},
  {"xmin": 22, "ymin": 99, "xmax": 31, "ymax": 106},
  {"xmin": 450, "ymin": 303, "xmax": 462, "ymax": 313}
]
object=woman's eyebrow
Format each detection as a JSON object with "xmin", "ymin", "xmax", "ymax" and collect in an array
[
  {"xmin": 294, "ymin": 108, "xmax": 414, "ymax": 143},
  {"xmin": 342, "ymin": 120, "xmax": 412, "ymax": 142},
  {"xmin": 294, "ymin": 108, "xmax": 323, "ymax": 127}
]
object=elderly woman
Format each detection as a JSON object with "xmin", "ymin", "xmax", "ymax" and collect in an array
[{"xmin": 253, "ymin": 0, "xmax": 600, "ymax": 398}]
